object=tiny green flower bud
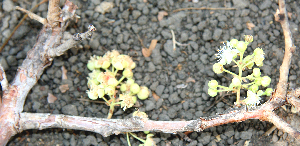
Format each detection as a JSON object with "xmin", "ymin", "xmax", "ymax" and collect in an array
[
  {"xmin": 254, "ymin": 48, "xmax": 264, "ymax": 55},
  {"xmin": 230, "ymin": 39, "xmax": 239, "ymax": 48},
  {"xmin": 127, "ymin": 78, "xmax": 135, "ymax": 85},
  {"xmin": 253, "ymin": 68, "xmax": 261, "ymax": 77},
  {"xmin": 130, "ymin": 62, "xmax": 136, "ymax": 69},
  {"xmin": 132, "ymin": 96, "xmax": 137, "ymax": 104},
  {"xmin": 101, "ymin": 60, "xmax": 111, "ymax": 69},
  {"xmin": 236, "ymin": 41, "xmax": 247, "ymax": 53},
  {"xmin": 257, "ymin": 90, "xmax": 264, "ymax": 96},
  {"xmin": 232, "ymin": 77, "xmax": 241, "ymax": 87},
  {"xmin": 208, "ymin": 88, "xmax": 218, "ymax": 97},
  {"xmin": 108, "ymin": 78, "xmax": 118, "ymax": 87},
  {"xmin": 208, "ymin": 80, "xmax": 218, "ymax": 89},
  {"xmin": 261, "ymin": 76, "xmax": 271, "ymax": 87},
  {"xmin": 97, "ymin": 88, "xmax": 105, "ymax": 98},
  {"xmin": 87, "ymin": 61, "xmax": 96, "ymax": 71},
  {"xmin": 120, "ymin": 84, "xmax": 128, "ymax": 92},
  {"xmin": 123, "ymin": 69, "xmax": 133, "ymax": 78},
  {"xmin": 87, "ymin": 78, "xmax": 99, "ymax": 87},
  {"xmin": 137, "ymin": 86, "xmax": 150, "ymax": 100},
  {"xmin": 264, "ymin": 88, "xmax": 273, "ymax": 96},
  {"xmin": 249, "ymin": 84, "xmax": 259, "ymax": 92},
  {"xmin": 213, "ymin": 63, "xmax": 224, "ymax": 74},
  {"xmin": 105, "ymin": 86, "xmax": 115, "ymax": 95},
  {"xmin": 254, "ymin": 77, "xmax": 262, "ymax": 86},
  {"xmin": 244, "ymin": 35, "xmax": 253, "ymax": 43},
  {"xmin": 130, "ymin": 83, "xmax": 140, "ymax": 94},
  {"xmin": 132, "ymin": 110, "xmax": 148, "ymax": 118},
  {"xmin": 144, "ymin": 131, "xmax": 150, "ymax": 134},
  {"xmin": 113, "ymin": 61, "xmax": 124, "ymax": 70},
  {"xmin": 144, "ymin": 134, "xmax": 155, "ymax": 146},
  {"xmin": 87, "ymin": 89, "xmax": 98, "ymax": 100}
]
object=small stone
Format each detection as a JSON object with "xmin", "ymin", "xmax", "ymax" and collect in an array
[
  {"xmin": 145, "ymin": 100, "xmax": 155, "ymax": 111},
  {"xmin": 213, "ymin": 28, "xmax": 222, "ymax": 40},
  {"xmin": 137, "ymin": 16, "xmax": 148, "ymax": 25},
  {"xmin": 0, "ymin": 57, "xmax": 9, "ymax": 70},
  {"xmin": 132, "ymin": 10, "xmax": 141, "ymax": 19},
  {"xmin": 202, "ymin": 29, "xmax": 212, "ymax": 41},
  {"xmin": 232, "ymin": 0, "xmax": 249, "ymax": 8},
  {"xmin": 259, "ymin": 0, "xmax": 272, "ymax": 10},
  {"xmin": 169, "ymin": 92, "xmax": 181, "ymax": 104},
  {"xmin": 3, "ymin": 0, "xmax": 14, "ymax": 12},
  {"xmin": 83, "ymin": 135, "xmax": 98, "ymax": 146},
  {"xmin": 163, "ymin": 40, "xmax": 180, "ymax": 58},
  {"xmin": 155, "ymin": 85, "xmax": 165, "ymax": 96},
  {"xmin": 148, "ymin": 62, "xmax": 155, "ymax": 72},
  {"xmin": 240, "ymin": 131, "xmax": 253, "ymax": 140},
  {"xmin": 95, "ymin": 2, "xmax": 114, "ymax": 14},
  {"xmin": 62, "ymin": 104, "xmax": 78, "ymax": 116}
]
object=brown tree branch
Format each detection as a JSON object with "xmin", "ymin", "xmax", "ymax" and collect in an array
[
  {"xmin": 273, "ymin": 0, "xmax": 295, "ymax": 101},
  {"xmin": 0, "ymin": 1, "xmax": 85, "ymax": 145}
]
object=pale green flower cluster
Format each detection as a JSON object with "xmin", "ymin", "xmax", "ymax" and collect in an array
[
  {"xmin": 208, "ymin": 35, "xmax": 273, "ymax": 106},
  {"xmin": 86, "ymin": 50, "xmax": 150, "ymax": 112}
]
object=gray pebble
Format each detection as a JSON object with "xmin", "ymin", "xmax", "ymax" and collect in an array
[
  {"xmin": 32, "ymin": 101, "xmax": 41, "ymax": 111},
  {"xmin": 202, "ymin": 29, "xmax": 212, "ymax": 41},
  {"xmin": 197, "ymin": 21, "xmax": 206, "ymax": 30},
  {"xmin": 191, "ymin": 53, "xmax": 198, "ymax": 62},
  {"xmin": 249, "ymin": 4, "xmax": 259, "ymax": 12},
  {"xmin": 259, "ymin": 0, "xmax": 272, "ymax": 10},
  {"xmin": 145, "ymin": 100, "xmax": 155, "ymax": 111},
  {"xmin": 200, "ymin": 54, "xmax": 208, "ymax": 64},
  {"xmin": 155, "ymin": 85, "xmax": 165, "ymax": 96},
  {"xmin": 116, "ymin": 34, "xmax": 123, "ymax": 44},
  {"xmin": 0, "ymin": 57, "xmax": 9, "ymax": 70},
  {"xmin": 199, "ymin": 132, "xmax": 211, "ymax": 145},
  {"xmin": 167, "ymin": 107, "xmax": 177, "ymax": 118},
  {"xmin": 213, "ymin": 28, "xmax": 222, "ymax": 40},
  {"xmin": 151, "ymin": 44, "xmax": 162, "ymax": 65},
  {"xmin": 240, "ymin": 130, "xmax": 253, "ymax": 140},
  {"xmin": 180, "ymin": 33, "xmax": 188, "ymax": 42},
  {"xmin": 137, "ymin": 16, "xmax": 148, "ymax": 25},
  {"xmin": 169, "ymin": 92, "xmax": 181, "ymax": 104},
  {"xmin": 217, "ymin": 15, "xmax": 227, "ymax": 21},
  {"xmin": 62, "ymin": 104, "xmax": 78, "ymax": 116},
  {"xmin": 3, "ymin": 0, "xmax": 14, "ymax": 12},
  {"xmin": 89, "ymin": 39, "xmax": 100, "ymax": 50},
  {"xmin": 83, "ymin": 135, "xmax": 98, "ymax": 146},
  {"xmin": 68, "ymin": 56, "xmax": 78, "ymax": 64},
  {"xmin": 12, "ymin": 25, "xmax": 30, "ymax": 39},
  {"xmin": 132, "ymin": 10, "xmax": 141, "ymax": 19},
  {"xmin": 163, "ymin": 40, "xmax": 180, "ymax": 58},
  {"xmin": 232, "ymin": 0, "xmax": 249, "ymax": 8},
  {"xmin": 6, "ymin": 55, "xmax": 17, "ymax": 66},
  {"xmin": 148, "ymin": 62, "xmax": 155, "ymax": 72}
]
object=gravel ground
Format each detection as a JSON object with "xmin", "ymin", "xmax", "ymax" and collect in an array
[{"xmin": 1, "ymin": 0, "xmax": 300, "ymax": 145}]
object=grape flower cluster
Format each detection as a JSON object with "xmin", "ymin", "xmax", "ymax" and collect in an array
[
  {"xmin": 86, "ymin": 50, "xmax": 150, "ymax": 118},
  {"xmin": 208, "ymin": 35, "xmax": 273, "ymax": 106}
]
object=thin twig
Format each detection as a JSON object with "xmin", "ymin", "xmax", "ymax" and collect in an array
[
  {"xmin": 173, "ymin": 7, "xmax": 236, "ymax": 13},
  {"xmin": 15, "ymin": 6, "xmax": 47, "ymax": 25},
  {"xmin": 171, "ymin": 30, "xmax": 189, "ymax": 51}
]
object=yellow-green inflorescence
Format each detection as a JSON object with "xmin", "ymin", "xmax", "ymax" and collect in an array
[
  {"xmin": 86, "ymin": 50, "xmax": 150, "ymax": 118},
  {"xmin": 208, "ymin": 35, "xmax": 273, "ymax": 106}
]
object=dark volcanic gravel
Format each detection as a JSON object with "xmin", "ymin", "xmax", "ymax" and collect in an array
[{"xmin": 1, "ymin": 0, "xmax": 300, "ymax": 145}]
